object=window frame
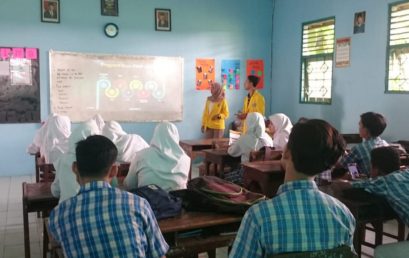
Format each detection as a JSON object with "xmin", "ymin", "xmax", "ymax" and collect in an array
[
  {"xmin": 299, "ymin": 16, "xmax": 336, "ymax": 105},
  {"xmin": 385, "ymin": 0, "xmax": 409, "ymax": 94}
]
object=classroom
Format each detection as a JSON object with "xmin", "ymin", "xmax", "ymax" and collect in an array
[{"xmin": 1, "ymin": 0, "xmax": 409, "ymax": 257}]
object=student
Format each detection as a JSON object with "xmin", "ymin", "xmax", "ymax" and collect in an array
[
  {"xmin": 225, "ymin": 113, "xmax": 273, "ymax": 183},
  {"xmin": 48, "ymin": 135, "xmax": 168, "ymax": 258},
  {"xmin": 124, "ymin": 121, "xmax": 190, "ymax": 191},
  {"xmin": 268, "ymin": 113, "xmax": 293, "ymax": 150},
  {"xmin": 201, "ymin": 82, "xmax": 229, "ymax": 139},
  {"xmin": 51, "ymin": 120, "xmax": 100, "ymax": 202},
  {"xmin": 236, "ymin": 75, "xmax": 265, "ymax": 133},
  {"xmin": 230, "ymin": 119, "xmax": 355, "ymax": 257},
  {"xmin": 102, "ymin": 120, "xmax": 149, "ymax": 163},
  {"xmin": 351, "ymin": 146, "xmax": 409, "ymax": 226},
  {"xmin": 339, "ymin": 112, "xmax": 388, "ymax": 175},
  {"xmin": 40, "ymin": 114, "xmax": 71, "ymax": 165},
  {"xmin": 26, "ymin": 113, "xmax": 57, "ymax": 155}
]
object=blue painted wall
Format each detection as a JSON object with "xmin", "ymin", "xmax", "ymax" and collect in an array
[
  {"xmin": 271, "ymin": 0, "xmax": 409, "ymax": 141},
  {"xmin": 0, "ymin": 0, "xmax": 273, "ymax": 176}
]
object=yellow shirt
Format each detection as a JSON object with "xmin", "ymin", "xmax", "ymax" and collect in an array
[
  {"xmin": 242, "ymin": 90, "xmax": 265, "ymax": 133},
  {"xmin": 202, "ymin": 98, "xmax": 229, "ymax": 130}
]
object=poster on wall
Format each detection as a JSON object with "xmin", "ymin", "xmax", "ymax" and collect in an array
[
  {"xmin": 0, "ymin": 47, "xmax": 40, "ymax": 123},
  {"xmin": 335, "ymin": 37, "xmax": 351, "ymax": 68},
  {"xmin": 246, "ymin": 59, "xmax": 264, "ymax": 89},
  {"xmin": 221, "ymin": 59, "xmax": 240, "ymax": 90},
  {"xmin": 195, "ymin": 58, "xmax": 215, "ymax": 90}
]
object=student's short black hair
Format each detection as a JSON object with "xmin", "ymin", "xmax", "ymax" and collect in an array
[
  {"xmin": 247, "ymin": 75, "xmax": 260, "ymax": 87},
  {"xmin": 371, "ymin": 147, "xmax": 400, "ymax": 176},
  {"xmin": 287, "ymin": 119, "xmax": 345, "ymax": 176},
  {"xmin": 75, "ymin": 135, "xmax": 118, "ymax": 178},
  {"xmin": 360, "ymin": 112, "xmax": 386, "ymax": 137}
]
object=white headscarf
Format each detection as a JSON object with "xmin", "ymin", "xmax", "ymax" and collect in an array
[
  {"xmin": 102, "ymin": 121, "xmax": 149, "ymax": 162},
  {"xmin": 124, "ymin": 121, "xmax": 191, "ymax": 191},
  {"xmin": 228, "ymin": 112, "xmax": 273, "ymax": 162},
  {"xmin": 41, "ymin": 115, "xmax": 71, "ymax": 164},
  {"xmin": 51, "ymin": 120, "xmax": 100, "ymax": 202},
  {"xmin": 269, "ymin": 113, "xmax": 293, "ymax": 150},
  {"xmin": 92, "ymin": 114, "xmax": 105, "ymax": 134},
  {"xmin": 27, "ymin": 113, "xmax": 57, "ymax": 154}
]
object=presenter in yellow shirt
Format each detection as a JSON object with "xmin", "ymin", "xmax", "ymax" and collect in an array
[
  {"xmin": 201, "ymin": 82, "xmax": 229, "ymax": 138},
  {"xmin": 236, "ymin": 75, "xmax": 265, "ymax": 132}
]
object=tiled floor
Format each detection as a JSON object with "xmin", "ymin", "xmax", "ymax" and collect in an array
[{"xmin": 0, "ymin": 172, "xmax": 405, "ymax": 258}]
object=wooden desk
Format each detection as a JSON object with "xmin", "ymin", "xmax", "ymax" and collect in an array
[
  {"xmin": 23, "ymin": 182, "xmax": 241, "ymax": 258},
  {"xmin": 203, "ymin": 149, "xmax": 241, "ymax": 178},
  {"xmin": 242, "ymin": 160, "xmax": 285, "ymax": 198},
  {"xmin": 180, "ymin": 138, "xmax": 229, "ymax": 179},
  {"xmin": 159, "ymin": 211, "xmax": 242, "ymax": 257},
  {"xmin": 22, "ymin": 182, "xmax": 59, "ymax": 258},
  {"xmin": 319, "ymin": 181, "xmax": 404, "ymax": 256}
]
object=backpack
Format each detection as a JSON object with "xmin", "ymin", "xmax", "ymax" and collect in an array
[
  {"xmin": 131, "ymin": 184, "xmax": 182, "ymax": 220},
  {"xmin": 185, "ymin": 176, "xmax": 266, "ymax": 214}
]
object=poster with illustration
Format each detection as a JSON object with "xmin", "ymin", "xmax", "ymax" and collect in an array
[
  {"xmin": 246, "ymin": 59, "xmax": 264, "ymax": 89},
  {"xmin": 221, "ymin": 60, "xmax": 240, "ymax": 90},
  {"xmin": 195, "ymin": 58, "xmax": 215, "ymax": 90}
]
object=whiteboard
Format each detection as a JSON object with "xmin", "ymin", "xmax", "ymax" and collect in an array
[{"xmin": 49, "ymin": 50, "xmax": 183, "ymax": 122}]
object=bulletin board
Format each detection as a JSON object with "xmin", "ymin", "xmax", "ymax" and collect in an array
[
  {"xmin": 0, "ymin": 47, "xmax": 40, "ymax": 123},
  {"xmin": 49, "ymin": 50, "xmax": 184, "ymax": 122}
]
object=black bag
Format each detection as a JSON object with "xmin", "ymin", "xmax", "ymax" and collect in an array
[
  {"xmin": 131, "ymin": 184, "xmax": 182, "ymax": 220},
  {"xmin": 185, "ymin": 176, "xmax": 266, "ymax": 214}
]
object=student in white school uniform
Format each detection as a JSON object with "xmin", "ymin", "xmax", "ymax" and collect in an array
[
  {"xmin": 124, "ymin": 121, "xmax": 191, "ymax": 191},
  {"xmin": 40, "ymin": 114, "xmax": 71, "ymax": 165},
  {"xmin": 268, "ymin": 113, "xmax": 293, "ymax": 151},
  {"xmin": 51, "ymin": 120, "xmax": 100, "ymax": 202},
  {"xmin": 102, "ymin": 121, "xmax": 149, "ymax": 163},
  {"xmin": 225, "ymin": 112, "xmax": 273, "ymax": 183},
  {"xmin": 26, "ymin": 113, "xmax": 57, "ymax": 155}
]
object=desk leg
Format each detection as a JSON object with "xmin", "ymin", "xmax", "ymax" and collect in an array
[
  {"xmin": 23, "ymin": 196, "xmax": 31, "ymax": 258},
  {"xmin": 354, "ymin": 222, "xmax": 364, "ymax": 257},
  {"xmin": 219, "ymin": 163, "xmax": 224, "ymax": 179},
  {"xmin": 205, "ymin": 161, "xmax": 211, "ymax": 176}
]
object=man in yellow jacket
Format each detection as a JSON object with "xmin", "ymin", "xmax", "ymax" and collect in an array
[{"xmin": 237, "ymin": 75, "xmax": 265, "ymax": 133}]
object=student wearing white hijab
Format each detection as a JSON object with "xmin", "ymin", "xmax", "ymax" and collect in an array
[
  {"xmin": 228, "ymin": 112, "xmax": 273, "ymax": 163},
  {"xmin": 51, "ymin": 120, "xmax": 100, "ymax": 202},
  {"xmin": 102, "ymin": 121, "xmax": 149, "ymax": 163},
  {"xmin": 124, "ymin": 121, "xmax": 191, "ymax": 191},
  {"xmin": 268, "ymin": 113, "xmax": 293, "ymax": 150},
  {"xmin": 41, "ymin": 115, "xmax": 71, "ymax": 165},
  {"xmin": 26, "ymin": 113, "xmax": 57, "ymax": 154}
]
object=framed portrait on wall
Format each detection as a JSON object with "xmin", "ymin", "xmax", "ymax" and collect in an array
[
  {"xmin": 41, "ymin": 0, "xmax": 60, "ymax": 23},
  {"xmin": 353, "ymin": 11, "xmax": 366, "ymax": 34},
  {"xmin": 155, "ymin": 9, "xmax": 171, "ymax": 31},
  {"xmin": 101, "ymin": 0, "xmax": 118, "ymax": 16}
]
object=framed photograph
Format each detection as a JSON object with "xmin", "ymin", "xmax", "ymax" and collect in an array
[
  {"xmin": 155, "ymin": 9, "xmax": 171, "ymax": 31},
  {"xmin": 41, "ymin": 0, "xmax": 60, "ymax": 23},
  {"xmin": 101, "ymin": 0, "xmax": 118, "ymax": 16},
  {"xmin": 353, "ymin": 11, "xmax": 366, "ymax": 34}
]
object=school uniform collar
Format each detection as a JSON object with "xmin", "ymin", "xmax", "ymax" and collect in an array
[
  {"xmin": 276, "ymin": 179, "xmax": 318, "ymax": 195},
  {"xmin": 79, "ymin": 181, "xmax": 111, "ymax": 194}
]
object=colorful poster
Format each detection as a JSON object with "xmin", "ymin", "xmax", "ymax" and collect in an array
[
  {"xmin": 246, "ymin": 59, "xmax": 264, "ymax": 89},
  {"xmin": 221, "ymin": 60, "xmax": 240, "ymax": 90},
  {"xmin": 196, "ymin": 58, "xmax": 215, "ymax": 90}
]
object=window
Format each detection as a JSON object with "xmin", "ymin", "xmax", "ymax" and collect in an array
[
  {"xmin": 300, "ymin": 18, "xmax": 335, "ymax": 104},
  {"xmin": 386, "ymin": 1, "xmax": 409, "ymax": 92}
]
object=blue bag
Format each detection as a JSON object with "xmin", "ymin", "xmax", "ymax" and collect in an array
[{"xmin": 131, "ymin": 184, "xmax": 182, "ymax": 220}]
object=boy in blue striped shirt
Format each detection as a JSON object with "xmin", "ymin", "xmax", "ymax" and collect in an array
[
  {"xmin": 230, "ymin": 119, "xmax": 356, "ymax": 257},
  {"xmin": 49, "ymin": 135, "xmax": 168, "ymax": 258},
  {"xmin": 352, "ymin": 147, "xmax": 409, "ymax": 227}
]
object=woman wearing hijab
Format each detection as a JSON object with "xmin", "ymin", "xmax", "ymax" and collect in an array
[
  {"xmin": 225, "ymin": 112, "xmax": 273, "ymax": 183},
  {"xmin": 40, "ymin": 114, "xmax": 71, "ymax": 165},
  {"xmin": 201, "ymin": 82, "xmax": 229, "ymax": 138},
  {"xmin": 102, "ymin": 121, "xmax": 149, "ymax": 163},
  {"xmin": 26, "ymin": 113, "xmax": 57, "ymax": 155},
  {"xmin": 124, "ymin": 121, "xmax": 191, "ymax": 191},
  {"xmin": 51, "ymin": 120, "xmax": 100, "ymax": 202},
  {"xmin": 268, "ymin": 113, "xmax": 293, "ymax": 150}
]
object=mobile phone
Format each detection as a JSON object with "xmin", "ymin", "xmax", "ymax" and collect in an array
[{"xmin": 347, "ymin": 163, "xmax": 359, "ymax": 179}]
